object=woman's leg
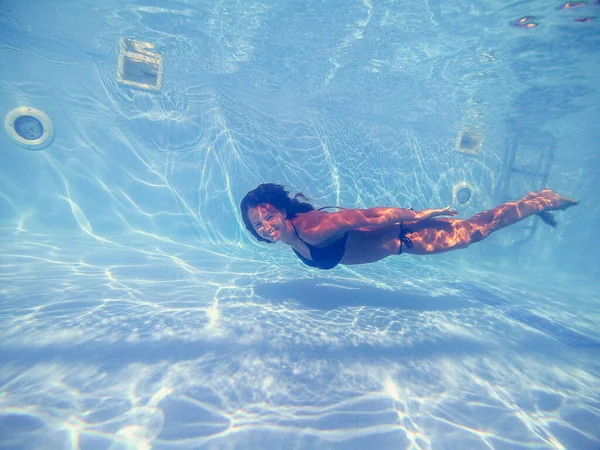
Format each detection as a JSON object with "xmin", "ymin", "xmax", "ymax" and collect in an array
[{"xmin": 403, "ymin": 189, "xmax": 578, "ymax": 255}]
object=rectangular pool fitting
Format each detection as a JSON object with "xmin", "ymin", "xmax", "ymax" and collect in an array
[
  {"xmin": 117, "ymin": 38, "xmax": 164, "ymax": 91},
  {"xmin": 455, "ymin": 129, "xmax": 484, "ymax": 155}
]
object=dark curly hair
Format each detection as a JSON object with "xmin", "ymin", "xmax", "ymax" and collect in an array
[{"xmin": 240, "ymin": 183, "xmax": 315, "ymax": 243}]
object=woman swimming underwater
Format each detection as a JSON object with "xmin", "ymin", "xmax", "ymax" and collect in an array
[{"xmin": 240, "ymin": 183, "xmax": 579, "ymax": 270}]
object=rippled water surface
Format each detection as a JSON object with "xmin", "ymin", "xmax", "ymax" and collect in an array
[{"xmin": 1, "ymin": 0, "xmax": 599, "ymax": 449}]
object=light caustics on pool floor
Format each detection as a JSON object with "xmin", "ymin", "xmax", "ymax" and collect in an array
[
  {"xmin": 1, "ymin": 1, "xmax": 599, "ymax": 449},
  {"xmin": 0, "ymin": 234, "xmax": 599, "ymax": 449}
]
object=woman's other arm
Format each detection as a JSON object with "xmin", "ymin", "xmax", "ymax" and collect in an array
[{"xmin": 296, "ymin": 206, "xmax": 457, "ymax": 243}]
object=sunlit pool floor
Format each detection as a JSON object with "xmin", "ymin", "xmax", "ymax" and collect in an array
[{"xmin": 1, "ymin": 233, "xmax": 599, "ymax": 449}]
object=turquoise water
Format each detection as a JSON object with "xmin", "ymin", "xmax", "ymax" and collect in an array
[{"xmin": 1, "ymin": 1, "xmax": 599, "ymax": 449}]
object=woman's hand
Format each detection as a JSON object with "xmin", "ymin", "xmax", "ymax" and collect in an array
[
  {"xmin": 428, "ymin": 206, "xmax": 459, "ymax": 218},
  {"xmin": 418, "ymin": 206, "xmax": 459, "ymax": 220}
]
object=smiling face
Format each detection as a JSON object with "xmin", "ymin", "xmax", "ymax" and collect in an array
[{"xmin": 247, "ymin": 203, "xmax": 290, "ymax": 243}]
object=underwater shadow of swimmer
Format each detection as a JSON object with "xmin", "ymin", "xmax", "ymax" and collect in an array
[{"xmin": 254, "ymin": 279, "xmax": 477, "ymax": 311}]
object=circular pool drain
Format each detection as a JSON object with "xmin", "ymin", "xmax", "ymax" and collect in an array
[
  {"xmin": 4, "ymin": 107, "xmax": 54, "ymax": 150},
  {"xmin": 452, "ymin": 182, "xmax": 474, "ymax": 207}
]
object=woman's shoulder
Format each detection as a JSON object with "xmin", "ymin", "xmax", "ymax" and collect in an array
[
  {"xmin": 291, "ymin": 209, "xmax": 346, "ymax": 245},
  {"xmin": 292, "ymin": 209, "xmax": 330, "ymax": 227}
]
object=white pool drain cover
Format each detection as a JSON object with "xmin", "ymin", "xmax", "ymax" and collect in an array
[{"xmin": 4, "ymin": 107, "xmax": 54, "ymax": 150}]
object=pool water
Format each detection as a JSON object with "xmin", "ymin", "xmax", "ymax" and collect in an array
[{"xmin": 1, "ymin": 0, "xmax": 599, "ymax": 449}]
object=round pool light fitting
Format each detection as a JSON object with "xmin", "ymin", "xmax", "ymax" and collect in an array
[
  {"xmin": 4, "ymin": 107, "xmax": 54, "ymax": 150},
  {"xmin": 452, "ymin": 182, "xmax": 474, "ymax": 207}
]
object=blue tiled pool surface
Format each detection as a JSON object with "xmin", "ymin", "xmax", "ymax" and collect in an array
[{"xmin": 1, "ymin": 1, "xmax": 599, "ymax": 449}]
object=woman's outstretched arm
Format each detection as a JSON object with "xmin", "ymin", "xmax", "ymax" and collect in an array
[
  {"xmin": 338, "ymin": 206, "xmax": 457, "ymax": 226},
  {"xmin": 295, "ymin": 206, "xmax": 457, "ymax": 243}
]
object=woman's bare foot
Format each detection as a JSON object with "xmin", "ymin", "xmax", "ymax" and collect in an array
[
  {"xmin": 536, "ymin": 211, "xmax": 558, "ymax": 227},
  {"xmin": 538, "ymin": 189, "xmax": 579, "ymax": 211}
]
